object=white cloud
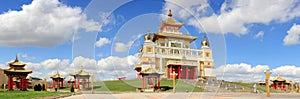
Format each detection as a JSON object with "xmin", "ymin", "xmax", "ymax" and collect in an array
[
  {"xmin": 72, "ymin": 56, "xmax": 97, "ymax": 70},
  {"xmin": 283, "ymin": 24, "xmax": 300, "ymax": 45},
  {"xmin": 95, "ymin": 37, "xmax": 111, "ymax": 47},
  {"xmin": 97, "ymin": 54, "xmax": 138, "ymax": 78},
  {"xmin": 254, "ymin": 31, "xmax": 264, "ymax": 41},
  {"xmin": 272, "ymin": 65, "xmax": 300, "ymax": 81},
  {"xmin": 114, "ymin": 42, "xmax": 128, "ymax": 52},
  {"xmin": 217, "ymin": 63, "xmax": 300, "ymax": 82},
  {"xmin": 40, "ymin": 59, "xmax": 69, "ymax": 70},
  {"xmin": 0, "ymin": 0, "xmax": 100, "ymax": 47},
  {"xmin": 216, "ymin": 63, "xmax": 269, "ymax": 82},
  {"xmin": 18, "ymin": 53, "xmax": 36, "ymax": 60},
  {"xmin": 163, "ymin": 0, "xmax": 300, "ymax": 35},
  {"xmin": 114, "ymin": 34, "xmax": 139, "ymax": 53},
  {"xmin": 0, "ymin": 64, "xmax": 7, "ymax": 69}
]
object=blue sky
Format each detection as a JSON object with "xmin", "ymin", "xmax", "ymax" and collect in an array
[{"xmin": 0, "ymin": 0, "xmax": 300, "ymax": 82}]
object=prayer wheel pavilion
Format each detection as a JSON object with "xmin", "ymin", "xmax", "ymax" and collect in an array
[
  {"xmin": 50, "ymin": 71, "xmax": 65, "ymax": 88},
  {"xmin": 70, "ymin": 68, "xmax": 90, "ymax": 90},
  {"xmin": 3, "ymin": 56, "xmax": 32, "ymax": 91}
]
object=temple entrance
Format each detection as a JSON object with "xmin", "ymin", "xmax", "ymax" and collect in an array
[{"xmin": 168, "ymin": 65, "xmax": 197, "ymax": 79}]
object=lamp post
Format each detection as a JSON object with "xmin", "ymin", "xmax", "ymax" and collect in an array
[
  {"xmin": 170, "ymin": 71, "xmax": 177, "ymax": 93},
  {"xmin": 264, "ymin": 69, "xmax": 272, "ymax": 97},
  {"xmin": 91, "ymin": 74, "xmax": 94, "ymax": 94}
]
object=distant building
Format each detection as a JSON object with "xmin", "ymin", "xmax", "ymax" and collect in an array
[
  {"xmin": 134, "ymin": 10, "xmax": 216, "ymax": 80},
  {"xmin": 0, "ymin": 69, "xmax": 8, "ymax": 88}
]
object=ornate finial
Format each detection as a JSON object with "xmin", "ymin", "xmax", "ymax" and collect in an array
[
  {"xmin": 201, "ymin": 34, "xmax": 210, "ymax": 47},
  {"xmin": 15, "ymin": 55, "xmax": 19, "ymax": 62},
  {"xmin": 168, "ymin": 9, "xmax": 172, "ymax": 17},
  {"xmin": 144, "ymin": 29, "xmax": 153, "ymax": 40}
]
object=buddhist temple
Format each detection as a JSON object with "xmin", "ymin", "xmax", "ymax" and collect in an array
[
  {"xmin": 70, "ymin": 68, "xmax": 90, "ymax": 90},
  {"xmin": 67, "ymin": 78, "xmax": 75, "ymax": 87},
  {"xmin": 50, "ymin": 71, "xmax": 65, "ymax": 88},
  {"xmin": 3, "ymin": 56, "xmax": 32, "ymax": 91},
  {"xmin": 134, "ymin": 10, "xmax": 216, "ymax": 80}
]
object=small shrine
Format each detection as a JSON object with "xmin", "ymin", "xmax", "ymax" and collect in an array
[
  {"xmin": 50, "ymin": 71, "xmax": 65, "ymax": 88},
  {"xmin": 139, "ymin": 67, "xmax": 162, "ymax": 92},
  {"xmin": 70, "ymin": 68, "xmax": 90, "ymax": 90},
  {"xmin": 3, "ymin": 56, "xmax": 32, "ymax": 91},
  {"xmin": 67, "ymin": 78, "xmax": 75, "ymax": 87}
]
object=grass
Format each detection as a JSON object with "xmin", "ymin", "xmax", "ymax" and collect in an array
[
  {"xmin": 228, "ymin": 82, "xmax": 277, "ymax": 93},
  {"xmin": 93, "ymin": 80, "xmax": 204, "ymax": 92},
  {"xmin": 0, "ymin": 91, "xmax": 70, "ymax": 99}
]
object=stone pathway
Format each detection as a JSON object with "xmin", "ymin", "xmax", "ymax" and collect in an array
[{"xmin": 63, "ymin": 92, "xmax": 300, "ymax": 99}]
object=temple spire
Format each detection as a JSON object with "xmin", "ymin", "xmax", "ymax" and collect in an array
[
  {"xmin": 168, "ymin": 9, "xmax": 172, "ymax": 17},
  {"xmin": 15, "ymin": 55, "xmax": 19, "ymax": 62}
]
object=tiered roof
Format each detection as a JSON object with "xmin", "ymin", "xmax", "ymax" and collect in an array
[{"xmin": 4, "ymin": 56, "xmax": 32, "ymax": 73}]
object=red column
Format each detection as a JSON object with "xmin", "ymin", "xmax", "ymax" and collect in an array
[
  {"xmin": 52, "ymin": 80, "xmax": 54, "ymax": 88},
  {"xmin": 158, "ymin": 76, "xmax": 160, "ymax": 90},
  {"xmin": 21, "ymin": 77, "xmax": 27, "ymax": 91},
  {"xmin": 61, "ymin": 80, "xmax": 64, "ymax": 88},
  {"xmin": 83, "ymin": 79, "xmax": 86, "ymax": 88},
  {"xmin": 177, "ymin": 66, "xmax": 181, "ymax": 79},
  {"xmin": 194, "ymin": 67, "xmax": 197, "ymax": 79},
  {"xmin": 7, "ymin": 77, "xmax": 13, "ymax": 90},
  {"xmin": 77, "ymin": 78, "xmax": 80, "ymax": 90},
  {"xmin": 142, "ymin": 77, "xmax": 145, "ymax": 89},
  {"xmin": 169, "ymin": 65, "xmax": 172, "ymax": 78},
  {"xmin": 186, "ymin": 66, "xmax": 188, "ymax": 79}
]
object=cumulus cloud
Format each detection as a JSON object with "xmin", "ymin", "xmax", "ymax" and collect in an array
[
  {"xmin": 40, "ymin": 59, "xmax": 69, "ymax": 70},
  {"xmin": 72, "ymin": 56, "xmax": 97, "ymax": 70},
  {"xmin": 97, "ymin": 54, "xmax": 138, "ymax": 78},
  {"xmin": 283, "ymin": 24, "xmax": 300, "ymax": 45},
  {"xmin": 163, "ymin": 0, "xmax": 300, "ymax": 35},
  {"xmin": 95, "ymin": 37, "xmax": 111, "ymax": 47},
  {"xmin": 0, "ymin": 0, "xmax": 100, "ymax": 47},
  {"xmin": 216, "ymin": 63, "xmax": 269, "ymax": 82},
  {"xmin": 217, "ymin": 63, "xmax": 300, "ymax": 82}
]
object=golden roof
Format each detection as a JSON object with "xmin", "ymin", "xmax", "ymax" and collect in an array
[
  {"xmin": 134, "ymin": 64, "xmax": 141, "ymax": 70},
  {"xmin": 201, "ymin": 34, "xmax": 210, "ymax": 47},
  {"xmin": 51, "ymin": 71, "xmax": 65, "ymax": 79},
  {"xmin": 153, "ymin": 33, "xmax": 197, "ymax": 42},
  {"xmin": 272, "ymin": 74, "xmax": 286, "ymax": 82},
  {"xmin": 4, "ymin": 67, "xmax": 32, "ymax": 73},
  {"xmin": 159, "ymin": 10, "xmax": 184, "ymax": 30},
  {"xmin": 70, "ymin": 69, "xmax": 90, "ymax": 76},
  {"xmin": 8, "ymin": 55, "xmax": 26, "ymax": 66}
]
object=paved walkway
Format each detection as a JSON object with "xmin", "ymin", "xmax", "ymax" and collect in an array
[{"xmin": 63, "ymin": 92, "xmax": 300, "ymax": 99}]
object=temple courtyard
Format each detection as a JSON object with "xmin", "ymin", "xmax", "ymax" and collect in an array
[{"xmin": 64, "ymin": 92, "xmax": 300, "ymax": 99}]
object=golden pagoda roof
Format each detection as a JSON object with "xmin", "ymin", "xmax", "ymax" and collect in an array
[
  {"xmin": 159, "ymin": 10, "xmax": 184, "ymax": 30},
  {"xmin": 272, "ymin": 74, "xmax": 286, "ymax": 82},
  {"xmin": 153, "ymin": 32, "xmax": 197, "ymax": 42},
  {"xmin": 67, "ymin": 78, "xmax": 75, "ymax": 83},
  {"xmin": 51, "ymin": 71, "xmax": 65, "ymax": 79},
  {"xmin": 8, "ymin": 55, "xmax": 26, "ymax": 66},
  {"xmin": 70, "ymin": 69, "xmax": 90, "ymax": 76},
  {"xmin": 4, "ymin": 67, "xmax": 32, "ymax": 73}
]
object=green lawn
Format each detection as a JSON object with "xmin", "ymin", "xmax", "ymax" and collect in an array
[
  {"xmin": 93, "ymin": 80, "xmax": 204, "ymax": 92},
  {"xmin": 0, "ymin": 91, "xmax": 70, "ymax": 99}
]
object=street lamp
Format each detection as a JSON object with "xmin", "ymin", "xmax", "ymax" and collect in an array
[
  {"xmin": 170, "ymin": 71, "xmax": 177, "ymax": 93},
  {"xmin": 264, "ymin": 69, "xmax": 272, "ymax": 97}
]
